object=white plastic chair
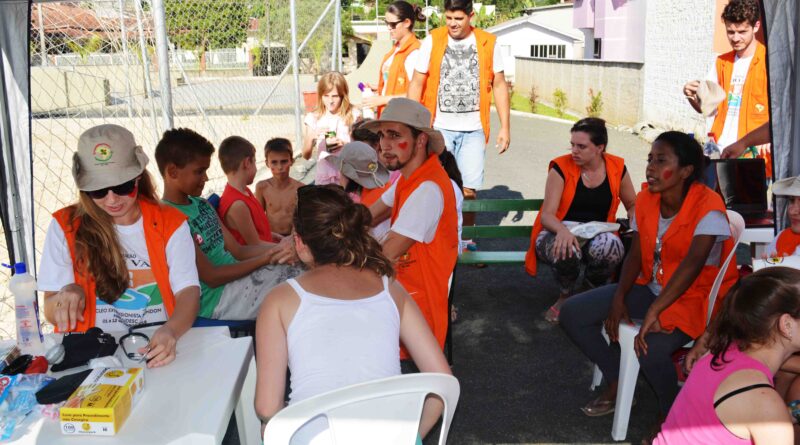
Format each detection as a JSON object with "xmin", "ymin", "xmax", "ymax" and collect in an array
[
  {"xmin": 590, "ymin": 210, "xmax": 744, "ymax": 441},
  {"xmin": 263, "ymin": 373, "xmax": 460, "ymax": 445}
]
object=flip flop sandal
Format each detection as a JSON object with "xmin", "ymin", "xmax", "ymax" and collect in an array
[
  {"xmin": 544, "ymin": 305, "xmax": 560, "ymax": 324},
  {"xmin": 580, "ymin": 395, "xmax": 637, "ymax": 417}
]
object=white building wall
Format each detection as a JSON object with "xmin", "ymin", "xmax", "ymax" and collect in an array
[
  {"xmin": 642, "ymin": 0, "xmax": 716, "ymax": 134},
  {"xmin": 494, "ymin": 25, "xmax": 579, "ymax": 79}
]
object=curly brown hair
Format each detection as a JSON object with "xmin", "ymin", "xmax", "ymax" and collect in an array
[
  {"xmin": 294, "ymin": 184, "xmax": 394, "ymax": 277},
  {"xmin": 721, "ymin": 0, "xmax": 760, "ymax": 26}
]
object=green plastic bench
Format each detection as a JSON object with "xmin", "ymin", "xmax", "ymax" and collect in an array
[{"xmin": 458, "ymin": 199, "xmax": 543, "ymax": 265}]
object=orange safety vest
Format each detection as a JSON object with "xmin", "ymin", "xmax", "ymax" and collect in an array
[
  {"xmin": 361, "ymin": 182, "xmax": 392, "ymax": 208},
  {"xmin": 52, "ymin": 199, "xmax": 187, "ymax": 332},
  {"xmin": 420, "ymin": 27, "xmax": 496, "ymax": 143},
  {"xmin": 377, "ymin": 34, "xmax": 421, "ymax": 117},
  {"xmin": 775, "ymin": 228, "xmax": 800, "ymax": 256},
  {"xmin": 635, "ymin": 182, "xmax": 738, "ymax": 339},
  {"xmin": 711, "ymin": 42, "xmax": 771, "ymax": 177},
  {"xmin": 524, "ymin": 153, "xmax": 626, "ymax": 276},
  {"xmin": 392, "ymin": 154, "xmax": 458, "ymax": 357}
]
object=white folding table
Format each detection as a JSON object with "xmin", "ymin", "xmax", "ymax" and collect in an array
[{"xmin": 6, "ymin": 326, "xmax": 261, "ymax": 445}]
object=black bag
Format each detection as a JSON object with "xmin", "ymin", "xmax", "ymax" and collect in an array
[{"xmin": 50, "ymin": 327, "xmax": 117, "ymax": 372}]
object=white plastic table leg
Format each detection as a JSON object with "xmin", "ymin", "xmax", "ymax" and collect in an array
[
  {"xmin": 235, "ymin": 355, "xmax": 261, "ymax": 445},
  {"xmin": 612, "ymin": 323, "xmax": 641, "ymax": 441}
]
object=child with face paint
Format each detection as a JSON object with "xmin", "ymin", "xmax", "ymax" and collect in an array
[
  {"xmin": 559, "ymin": 131, "xmax": 738, "ymax": 424},
  {"xmin": 39, "ymin": 124, "xmax": 201, "ymax": 368}
]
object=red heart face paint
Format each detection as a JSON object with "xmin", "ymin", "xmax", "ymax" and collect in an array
[
  {"xmin": 398, "ymin": 141, "xmax": 409, "ymax": 150},
  {"xmin": 662, "ymin": 169, "xmax": 673, "ymax": 180}
]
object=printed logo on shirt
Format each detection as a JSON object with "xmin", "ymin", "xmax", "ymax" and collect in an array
[
  {"xmin": 188, "ymin": 201, "xmax": 224, "ymax": 255},
  {"xmin": 438, "ymin": 42, "xmax": 479, "ymax": 114}
]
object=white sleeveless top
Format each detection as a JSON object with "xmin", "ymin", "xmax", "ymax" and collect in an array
[{"xmin": 286, "ymin": 276, "xmax": 401, "ymax": 404}]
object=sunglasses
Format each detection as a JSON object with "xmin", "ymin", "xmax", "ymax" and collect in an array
[
  {"xmin": 85, "ymin": 178, "xmax": 137, "ymax": 199},
  {"xmin": 119, "ymin": 321, "xmax": 165, "ymax": 362},
  {"xmin": 384, "ymin": 19, "xmax": 404, "ymax": 29}
]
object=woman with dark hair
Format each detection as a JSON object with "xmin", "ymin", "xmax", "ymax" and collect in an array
[
  {"xmin": 254, "ymin": 185, "xmax": 451, "ymax": 443},
  {"xmin": 525, "ymin": 117, "xmax": 637, "ymax": 323},
  {"xmin": 560, "ymin": 131, "xmax": 739, "ymax": 420},
  {"xmin": 39, "ymin": 124, "xmax": 200, "ymax": 368},
  {"xmin": 362, "ymin": 1, "xmax": 425, "ymax": 116},
  {"xmin": 654, "ymin": 267, "xmax": 798, "ymax": 444}
]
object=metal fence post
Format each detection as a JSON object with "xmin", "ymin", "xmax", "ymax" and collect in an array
[
  {"xmin": 335, "ymin": 0, "xmax": 342, "ymax": 71},
  {"xmin": 117, "ymin": 0, "xmax": 134, "ymax": 119},
  {"xmin": 133, "ymin": 0, "xmax": 160, "ymax": 147},
  {"xmin": 290, "ymin": 0, "xmax": 304, "ymax": 153},
  {"xmin": 152, "ymin": 0, "xmax": 174, "ymax": 130}
]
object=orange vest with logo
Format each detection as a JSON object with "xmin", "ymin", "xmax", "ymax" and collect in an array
[
  {"xmin": 775, "ymin": 228, "xmax": 800, "ymax": 256},
  {"xmin": 421, "ymin": 27, "xmax": 496, "ymax": 143},
  {"xmin": 361, "ymin": 181, "xmax": 392, "ymax": 208},
  {"xmin": 635, "ymin": 183, "xmax": 738, "ymax": 339},
  {"xmin": 377, "ymin": 35, "xmax": 421, "ymax": 117},
  {"xmin": 52, "ymin": 199, "xmax": 186, "ymax": 332},
  {"xmin": 524, "ymin": 153, "xmax": 626, "ymax": 276},
  {"xmin": 392, "ymin": 154, "xmax": 458, "ymax": 356},
  {"xmin": 712, "ymin": 42, "xmax": 771, "ymax": 177}
]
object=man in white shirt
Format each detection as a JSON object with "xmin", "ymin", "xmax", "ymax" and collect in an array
[
  {"xmin": 364, "ymin": 98, "xmax": 459, "ymax": 360},
  {"xmin": 407, "ymin": 0, "xmax": 510, "ymax": 248},
  {"xmin": 683, "ymin": 0, "xmax": 770, "ymax": 164}
]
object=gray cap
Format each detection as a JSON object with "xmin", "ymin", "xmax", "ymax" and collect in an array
[
  {"xmin": 329, "ymin": 142, "xmax": 390, "ymax": 189},
  {"xmin": 362, "ymin": 98, "xmax": 445, "ymax": 155},
  {"xmin": 72, "ymin": 124, "xmax": 148, "ymax": 191}
]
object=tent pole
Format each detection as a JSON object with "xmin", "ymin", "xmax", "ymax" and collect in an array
[
  {"xmin": 133, "ymin": 0, "xmax": 160, "ymax": 147},
  {"xmin": 152, "ymin": 0, "xmax": 174, "ymax": 130}
]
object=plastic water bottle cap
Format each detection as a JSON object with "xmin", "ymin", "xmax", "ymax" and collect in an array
[
  {"xmin": 13, "ymin": 263, "xmax": 26, "ymax": 274},
  {"xmin": 357, "ymin": 82, "xmax": 366, "ymax": 91}
]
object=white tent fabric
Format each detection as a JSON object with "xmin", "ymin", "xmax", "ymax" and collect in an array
[
  {"xmin": 0, "ymin": 0, "xmax": 34, "ymax": 270},
  {"xmin": 764, "ymin": 0, "xmax": 799, "ymax": 229}
]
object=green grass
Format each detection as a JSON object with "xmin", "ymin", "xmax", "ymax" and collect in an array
[{"xmin": 510, "ymin": 92, "xmax": 579, "ymax": 121}]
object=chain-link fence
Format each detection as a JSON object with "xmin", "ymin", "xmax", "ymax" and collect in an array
[{"xmin": 0, "ymin": 0, "xmax": 342, "ymax": 339}]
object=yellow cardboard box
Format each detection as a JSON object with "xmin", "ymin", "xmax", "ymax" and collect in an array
[{"xmin": 60, "ymin": 367, "xmax": 145, "ymax": 436}]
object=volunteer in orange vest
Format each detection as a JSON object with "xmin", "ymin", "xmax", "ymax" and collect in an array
[
  {"xmin": 560, "ymin": 131, "xmax": 738, "ymax": 419},
  {"xmin": 525, "ymin": 118, "xmax": 637, "ymax": 324},
  {"xmin": 763, "ymin": 176, "xmax": 800, "ymax": 257},
  {"xmin": 361, "ymin": 1, "xmax": 424, "ymax": 117},
  {"xmin": 365, "ymin": 98, "xmax": 459, "ymax": 362},
  {"xmin": 39, "ymin": 124, "xmax": 200, "ymax": 368},
  {"xmin": 407, "ymin": 0, "xmax": 510, "ymax": 251},
  {"xmin": 683, "ymin": 0, "xmax": 771, "ymax": 175}
]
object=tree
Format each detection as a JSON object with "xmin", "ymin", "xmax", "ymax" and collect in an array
[{"xmin": 164, "ymin": 0, "xmax": 249, "ymax": 52}]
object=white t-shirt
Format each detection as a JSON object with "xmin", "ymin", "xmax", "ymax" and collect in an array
[
  {"xmin": 706, "ymin": 55, "xmax": 753, "ymax": 147},
  {"xmin": 381, "ymin": 180, "xmax": 444, "ymax": 243},
  {"xmin": 415, "ymin": 31, "xmax": 504, "ymax": 132},
  {"xmin": 381, "ymin": 46, "xmax": 419, "ymax": 96},
  {"xmin": 38, "ymin": 217, "xmax": 199, "ymax": 332}
]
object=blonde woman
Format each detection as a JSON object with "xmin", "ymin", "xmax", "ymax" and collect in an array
[{"xmin": 39, "ymin": 124, "xmax": 200, "ymax": 368}]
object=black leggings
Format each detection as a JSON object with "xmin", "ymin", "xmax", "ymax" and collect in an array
[{"xmin": 559, "ymin": 283, "xmax": 692, "ymax": 414}]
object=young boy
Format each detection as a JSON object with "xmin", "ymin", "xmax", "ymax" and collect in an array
[
  {"xmin": 217, "ymin": 136, "xmax": 274, "ymax": 245},
  {"xmin": 255, "ymin": 138, "xmax": 304, "ymax": 236},
  {"xmin": 155, "ymin": 128, "xmax": 300, "ymax": 320}
]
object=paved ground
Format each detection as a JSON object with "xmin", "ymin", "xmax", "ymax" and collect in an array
[{"xmin": 440, "ymin": 112, "xmax": 657, "ymax": 445}]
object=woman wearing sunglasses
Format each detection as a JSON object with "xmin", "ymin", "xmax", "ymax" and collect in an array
[
  {"xmin": 255, "ymin": 185, "xmax": 451, "ymax": 442},
  {"xmin": 361, "ymin": 1, "xmax": 425, "ymax": 116},
  {"xmin": 39, "ymin": 124, "xmax": 200, "ymax": 368}
]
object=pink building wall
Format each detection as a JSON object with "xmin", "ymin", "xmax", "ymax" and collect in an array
[{"xmin": 573, "ymin": 0, "xmax": 646, "ymax": 62}]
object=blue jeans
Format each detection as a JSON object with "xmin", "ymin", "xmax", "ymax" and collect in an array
[
  {"xmin": 559, "ymin": 284, "xmax": 692, "ymax": 414},
  {"xmin": 436, "ymin": 128, "xmax": 486, "ymax": 190}
]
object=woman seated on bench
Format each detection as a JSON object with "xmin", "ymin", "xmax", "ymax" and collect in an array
[
  {"xmin": 654, "ymin": 267, "xmax": 797, "ymax": 444},
  {"xmin": 254, "ymin": 185, "xmax": 451, "ymax": 442},
  {"xmin": 38, "ymin": 124, "xmax": 200, "ymax": 368},
  {"xmin": 559, "ymin": 131, "xmax": 738, "ymax": 421},
  {"xmin": 524, "ymin": 118, "xmax": 636, "ymax": 323}
]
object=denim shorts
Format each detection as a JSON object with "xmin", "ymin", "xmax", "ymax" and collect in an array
[{"xmin": 436, "ymin": 127, "xmax": 486, "ymax": 190}]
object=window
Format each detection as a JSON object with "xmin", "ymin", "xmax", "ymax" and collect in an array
[
  {"xmin": 501, "ymin": 44, "xmax": 512, "ymax": 57},
  {"xmin": 530, "ymin": 44, "xmax": 566, "ymax": 59},
  {"xmin": 593, "ymin": 38, "xmax": 602, "ymax": 59}
]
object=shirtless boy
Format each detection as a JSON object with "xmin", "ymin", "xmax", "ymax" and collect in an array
[{"xmin": 256, "ymin": 138, "xmax": 304, "ymax": 236}]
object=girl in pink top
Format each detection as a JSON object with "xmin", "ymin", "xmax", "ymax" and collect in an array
[{"xmin": 654, "ymin": 267, "xmax": 800, "ymax": 445}]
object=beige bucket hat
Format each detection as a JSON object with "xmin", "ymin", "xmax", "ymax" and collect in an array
[
  {"xmin": 329, "ymin": 142, "xmax": 390, "ymax": 189},
  {"xmin": 773, "ymin": 176, "xmax": 800, "ymax": 197},
  {"xmin": 696, "ymin": 80, "xmax": 726, "ymax": 117},
  {"xmin": 362, "ymin": 98, "xmax": 445, "ymax": 155},
  {"xmin": 72, "ymin": 124, "xmax": 148, "ymax": 191}
]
